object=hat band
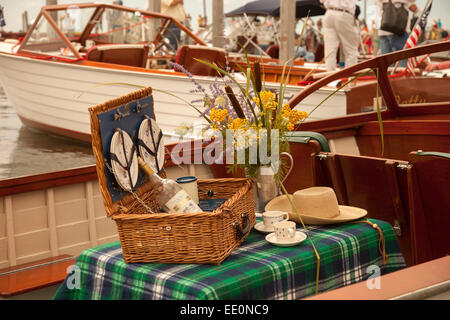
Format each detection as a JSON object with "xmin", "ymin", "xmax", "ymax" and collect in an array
[{"xmin": 302, "ymin": 209, "xmax": 340, "ymax": 219}]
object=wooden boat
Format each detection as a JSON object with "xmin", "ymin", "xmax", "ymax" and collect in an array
[
  {"xmin": 0, "ymin": 3, "xmax": 344, "ymax": 144},
  {"xmin": 0, "ymin": 40, "xmax": 449, "ymax": 300},
  {"xmin": 0, "ymin": 32, "xmax": 26, "ymax": 41}
]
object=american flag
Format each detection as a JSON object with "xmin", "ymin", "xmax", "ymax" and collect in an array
[{"xmin": 405, "ymin": 0, "xmax": 433, "ymax": 75}]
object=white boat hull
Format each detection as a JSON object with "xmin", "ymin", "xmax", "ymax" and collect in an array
[
  {"xmin": 0, "ymin": 50, "xmax": 345, "ymax": 142},
  {"xmin": 0, "ymin": 163, "xmax": 213, "ymax": 269}
]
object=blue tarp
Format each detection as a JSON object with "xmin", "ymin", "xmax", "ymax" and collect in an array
[{"xmin": 225, "ymin": 0, "xmax": 325, "ymax": 19}]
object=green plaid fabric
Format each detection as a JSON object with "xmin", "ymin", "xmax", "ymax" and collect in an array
[{"xmin": 53, "ymin": 218, "xmax": 405, "ymax": 300}]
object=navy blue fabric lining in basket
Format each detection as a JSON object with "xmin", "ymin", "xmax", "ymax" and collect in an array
[
  {"xmin": 199, "ymin": 199, "xmax": 227, "ymax": 212},
  {"xmin": 156, "ymin": 199, "xmax": 227, "ymax": 213},
  {"xmin": 97, "ymin": 95, "xmax": 155, "ymax": 202}
]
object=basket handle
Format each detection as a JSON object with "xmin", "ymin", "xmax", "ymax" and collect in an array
[{"xmin": 233, "ymin": 212, "xmax": 251, "ymax": 240}]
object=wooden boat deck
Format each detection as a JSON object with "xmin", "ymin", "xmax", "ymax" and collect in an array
[{"xmin": 306, "ymin": 255, "xmax": 450, "ymax": 300}]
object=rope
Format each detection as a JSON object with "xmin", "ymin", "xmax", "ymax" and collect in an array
[
  {"xmin": 298, "ymin": 69, "xmax": 409, "ymax": 87},
  {"xmin": 10, "ymin": 37, "xmax": 24, "ymax": 53},
  {"xmin": 337, "ymin": 69, "xmax": 408, "ymax": 84},
  {"xmin": 351, "ymin": 219, "xmax": 388, "ymax": 265},
  {"xmin": 89, "ymin": 18, "xmax": 150, "ymax": 38}
]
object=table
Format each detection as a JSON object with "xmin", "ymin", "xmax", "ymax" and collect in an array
[{"xmin": 53, "ymin": 218, "xmax": 405, "ymax": 300}]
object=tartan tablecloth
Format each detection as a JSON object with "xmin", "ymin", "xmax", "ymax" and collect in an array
[{"xmin": 53, "ymin": 218, "xmax": 405, "ymax": 300}]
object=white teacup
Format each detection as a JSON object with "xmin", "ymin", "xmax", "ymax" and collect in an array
[
  {"xmin": 262, "ymin": 211, "xmax": 289, "ymax": 230},
  {"xmin": 273, "ymin": 220, "xmax": 297, "ymax": 242}
]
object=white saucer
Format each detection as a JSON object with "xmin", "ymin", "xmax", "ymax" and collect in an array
[
  {"xmin": 254, "ymin": 221, "xmax": 275, "ymax": 233},
  {"xmin": 265, "ymin": 231, "xmax": 307, "ymax": 247}
]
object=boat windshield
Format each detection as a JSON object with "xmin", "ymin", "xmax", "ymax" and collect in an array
[
  {"xmin": 20, "ymin": 6, "xmax": 95, "ymax": 58},
  {"xmin": 20, "ymin": 12, "xmax": 77, "ymax": 58},
  {"xmin": 20, "ymin": 5, "xmax": 194, "ymax": 58},
  {"xmin": 84, "ymin": 8, "xmax": 192, "ymax": 55},
  {"xmin": 86, "ymin": 9, "xmax": 168, "ymax": 44},
  {"xmin": 388, "ymin": 49, "xmax": 450, "ymax": 107},
  {"xmin": 56, "ymin": 6, "xmax": 95, "ymax": 39}
]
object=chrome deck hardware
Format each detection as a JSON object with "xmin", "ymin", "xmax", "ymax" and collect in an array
[{"xmin": 393, "ymin": 220, "xmax": 402, "ymax": 236}]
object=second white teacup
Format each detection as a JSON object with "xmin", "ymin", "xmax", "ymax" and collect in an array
[
  {"xmin": 263, "ymin": 211, "xmax": 289, "ymax": 230},
  {"xmin": 273, "ymin": 220, "xmax": 297, "ymax": 242}
]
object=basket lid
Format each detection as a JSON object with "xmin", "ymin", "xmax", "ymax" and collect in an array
[{"xmin": 89, "ymin": 87, "xmax": 159, "ymax": 217}]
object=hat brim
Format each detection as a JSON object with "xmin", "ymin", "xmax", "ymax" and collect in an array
[{"xmin": 265, "ymin": 195, "xmax": 367, "ymax": 225}]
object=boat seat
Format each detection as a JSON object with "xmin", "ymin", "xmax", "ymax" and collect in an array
[
  {"xmin": 281, "ymin": 131, "xmax": 330, "ymax": 193},
  {"xmin": 313, "ymin": 42, "xmax": 324, "ymax": 62},
  {"xmin": 265, "ymin": 44, "xmax": 279, "ymax": 59},
  {"xmin": 175, "ymin": 45, "xmax": 227, "ymax": 77},
  {"xmin": 312, "ymin": 152, "xmax": 414, "ymax": 266},
  {"xmin": 236, "ymin": 35, "xmax": 259, "ymax": 55},
  {"xmin": 407, "ymin": 151, "xmax": 450, "ymax": 265},
  {"xmin": 0, "ymin": 255, "xmax": 76, "ymax": 298},
  {"xmin": 86, "ymin": 44, "xmax": 149, "ymax": 68}
]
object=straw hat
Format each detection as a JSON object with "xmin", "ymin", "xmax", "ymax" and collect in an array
[{"xmin": 265, "ymin": 187, "xmax": 367, "ymax": 225}]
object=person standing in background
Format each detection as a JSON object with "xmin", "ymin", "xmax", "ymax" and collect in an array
[
  {"xmin": 408, "ymin": 3, "xmax": 427, "ymax": 43},
  {"xmin": 0, "ymin": 5, "xmax": 6, "ymax": 31},
  {"xmin": 409, "ymin": 3, "xmax": 421, "ymax": 30},
  {"xmin": 376, "ymin": 0, "xmax": 416, "ymax": 63},
  {"xmin": 320, "ymin": 0, "xmax": 360, "ymax": 71},
  {"xmin": 161, "ymin": 0, "xmax": 186, "ymax": 52},
  {"xmin": 294, "ymin": 33, "xmax": 316, "ymax": 62}
]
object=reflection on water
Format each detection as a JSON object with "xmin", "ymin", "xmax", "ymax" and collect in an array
[{"xmin": 0, "ymin": 85, "xmax": 95, "ymax": 179}]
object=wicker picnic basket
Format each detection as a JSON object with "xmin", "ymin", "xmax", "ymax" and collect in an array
[{"xmin": 89, "ymin": 87, "xmax": 256, "ymax": 265}]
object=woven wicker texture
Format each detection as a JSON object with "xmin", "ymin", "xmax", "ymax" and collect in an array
[{"xmin": 89, "ymin": 87, "xmax": 256, "ymax": 264}]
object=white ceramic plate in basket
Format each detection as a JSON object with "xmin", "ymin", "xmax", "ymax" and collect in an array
[
  {"xmin": 138, "ymin": 117, "xmax": 165, "ymax": 173},
  {"xmin": 109, "ymin": 129, "xmax": 139, "ymax": 192}
]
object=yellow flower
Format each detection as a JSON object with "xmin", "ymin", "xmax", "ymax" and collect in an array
[
  {"xmin": 260, "ymin": 90, "xmax": 275, "ymax": 105},
  {"xmin": 210, "ymin": 108, "xmax": 229, "ymax": 123},
  {"xmin": 265, "ymin": 100, "xmax": 278, "ymax": 111},
  {"xmin": 281, "ymin": 104, "xmax": 291, "ymax": 118},
  {"xmin": 286, "ymin": 123, "xmax": 294, "ymax": 131},
  {"xmin": 256, "ymin": 90, "xmax": 278, "ymax": 111},
  {"xmin": 228, "ymin": 118, "xmax": 248, "ymax": 130},
  {"xmin": 287, "ymin": 108, "xmax": 307, "ymax": 125}
]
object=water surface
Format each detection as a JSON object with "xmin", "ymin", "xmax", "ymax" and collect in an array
[{"xmin": 0, "ymin": 85, "xmax": 95, "ymax": 179}]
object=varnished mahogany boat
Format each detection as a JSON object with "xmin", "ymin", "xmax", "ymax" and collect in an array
[
  {"xmin": 0, "ymin": 3, "xmax": 339, "ymax": 144},
  {"xmin": 0, "ymin": 40, "xmax": 449, "ymax": 300}
]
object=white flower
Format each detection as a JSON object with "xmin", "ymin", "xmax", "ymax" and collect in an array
[
  {"xmin": 202, "ymin": 128, "xmax": 220, "ymax": 140},
  {"xmin": 174, "ymin": 125, "xmax": 191, "ymax": 137},
  {"xmin": 214, "ymin": 95, "xmax": 227, "ymax": 107},
  {"xmin": 234, "ymin": 129, "xmax": 258, "ymax": 151}
]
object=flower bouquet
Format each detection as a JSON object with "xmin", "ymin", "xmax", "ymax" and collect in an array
[{"xmin": 171, "ymin": 57, "xmax": 309, "ymax": 210}]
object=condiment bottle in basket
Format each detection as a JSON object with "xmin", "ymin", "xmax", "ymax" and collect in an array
[{"xmin": 137, "ymin": 157, "xmax": 203, "ymax": 213}]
